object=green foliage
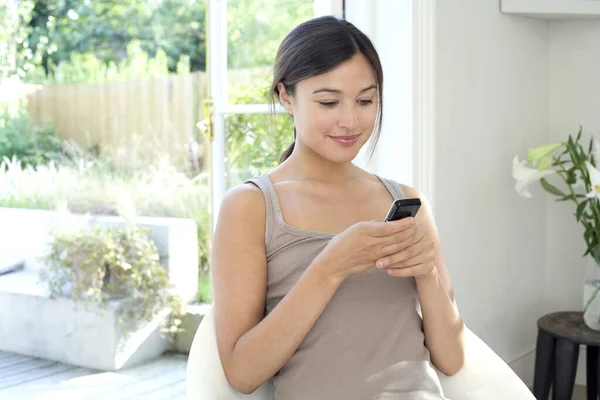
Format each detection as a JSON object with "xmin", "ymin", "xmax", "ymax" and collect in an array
[
  {"xmin": 226, "ymin": 0, "xmax": 313, "ymax": 69},
  {"xmin": 197, "ymin": 271, "xmax": 212, "ymax": 304},
  {"xmin": 22, "ymin": 0, "xmax": 313, "ymax": 82},
  {"xmin": 32, "ymin": 41, "xmax": 185, "ymax": 84},
  {"xmin": 0, "ymin": 0, "xmax": 45, "ymax": 79},
  {"xmin": 25, "ymin": 0, "xmax": 205, "ymax": 79},
  {"xmin": 39, "ymin": 224, "xmax": 186, "ymax": 336},
  {"xmin": 0, "ymin": 111, "xmax": 63, "ymax": 168},
  {"xmin": 225, "ymin": 78, "xmax": 293, "ymax": 187},
  {"xmin": 148, "ymin": 0, "xmax": 206, "ymax": 73}
]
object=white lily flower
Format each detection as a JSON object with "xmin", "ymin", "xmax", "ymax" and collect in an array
[
  {"xmin": 512, "ymin": 156, "xmax": 556, "ymax": 198},
  {"xmin": 585, "ymin": 161, "xmax": 600, "ymax": 199}
]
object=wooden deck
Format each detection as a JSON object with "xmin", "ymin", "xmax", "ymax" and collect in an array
[{"xmin": 0, "ymin": 351, "xmax": 187, "ymax": 400}]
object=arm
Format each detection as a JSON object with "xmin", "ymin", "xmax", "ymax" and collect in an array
[
  {"xmin": 211, "ymin": 184, "xmax": 343, "ymax": 394},
  {"xmin": 401, "ymin": 185, "xmax": 465, "ymax": 376}
]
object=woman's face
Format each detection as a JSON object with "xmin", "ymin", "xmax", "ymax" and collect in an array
[{"xmin": 279, "ymin": 53, "xmax": 379, "ymax": 164}]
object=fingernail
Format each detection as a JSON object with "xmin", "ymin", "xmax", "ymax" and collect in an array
[{"xmin": 376, "ymin": 260, "xmax": 385, "ymax": 268}]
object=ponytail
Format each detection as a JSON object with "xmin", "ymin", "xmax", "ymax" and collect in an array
[{"xmin": 279, "ymin": 126, "xmax": 296, "ymax": 164}]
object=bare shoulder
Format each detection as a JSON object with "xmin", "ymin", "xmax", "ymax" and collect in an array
[
  {"xmin": 399, "ymin": 183, "xmax": 424, "ymax": 200},
  {"xmin": 218, "ymin": 183, "xmax": 266, "ymax": 227},
  {"xmin": 213, "ymin": 182, "xmax": 268, "ymax": 257},
  {"xmin": 221, "ymin": 182, "xmax": 265, "ymax": 208}
]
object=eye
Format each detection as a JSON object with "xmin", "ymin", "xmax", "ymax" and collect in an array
[
  {"xmin": 359, "ymin": 99, "xmax": 374, "ymax": 106},
  {"xmin": 318, "ymin": 101, "xmax": 338, "ymax": 108}
]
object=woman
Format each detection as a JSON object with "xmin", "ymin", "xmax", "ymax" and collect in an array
[{"xmin": 211, "ymin": 16, "xmax": 465, "ymax": 400}]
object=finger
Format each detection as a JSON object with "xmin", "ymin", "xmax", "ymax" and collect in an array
[
  {"xmin": 385, "ymin": 249, "xmax": 432, "ymax": 269},
  {"xmin": 376, "ymin": 225, "xmax": 424, "ymax": 260},
  {"xmin": 392, "ymin": 223, "xmax": 423, "ymax": 247},
  {"xmin": 368, "ymin": 217, "xmax": 416, "ymax": 237},
  {"xmin": 385, "ymin": 262, "xmax": 434, "ymax": 278},
  {"xmin": 376, "ymin": 227, "xmax": 418, "ymax": 250},
  {"xmin": 376, "ymin": 235, "xmax": 428, "ymax": 268},
  {"xmin": 377, "ymin": 228, "xmax": 419, "ymax": 256}
]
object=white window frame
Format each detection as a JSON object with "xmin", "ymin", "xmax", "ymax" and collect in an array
[
  {"xmin": 412, "ymin": 0, "xmax": 436, "ymax": 214},
  {"xmin": 207, "ymin": 0, "xmax": 344, "ymax": 233}
]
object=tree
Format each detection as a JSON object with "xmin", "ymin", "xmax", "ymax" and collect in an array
[
  {"xmin": 27, "ymin": 0, "xmax": 157, "ymax": 77},
  {"xmin": 24, "ymin": 0, "xmax": 205, "ymax": 79},
  {"xmin": 22, "ymin": 0, "xmax": 313, "ymax": 82},
  {"xmin": 0, "ymin": 0, "xmax": 42, "ymax": 80},
  {"xmin": 227, "ymin": 0, "xmax": 313, "ymax": 69},
  {"xmin": 148, "ymin": 0, "xmax": 206, "ymax": 73}
]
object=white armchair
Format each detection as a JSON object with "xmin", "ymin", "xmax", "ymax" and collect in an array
[{"xmin": 186, "ymin": 305, "xmax": 535, "ymax": 400}]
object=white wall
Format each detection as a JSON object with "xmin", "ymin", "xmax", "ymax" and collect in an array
[{"xmin": 436, "ymin": 0, "xmax": 550, "ymax": 387}]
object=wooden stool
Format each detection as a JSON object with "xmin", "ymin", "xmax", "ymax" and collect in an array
[{"xmin": 533, "ymin": 311, "xmax": 600, "ymax": 399}]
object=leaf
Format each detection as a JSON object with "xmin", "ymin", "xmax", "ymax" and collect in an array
[
  {"xmin": 552, "ymin": 157, "xmax": 570, "ymax": 166},
  {"xmin": 558, "ymin": 195, "xmax": 575, "ymax": 202},
  {"xmin": 577, "ymin": 126, "xmax": 583, "ymax": 142},
  {"xmin": 567, "ymin": 135, "xmax": 581, "ymax": 167},
  {"xmin": 540, "ymin": 178, "xmax": 566, "ymax": 197},
  {"xmin": 577, "ymin": 199, "xmax": 589, "ymax": 221},
  {"xmin": 566, "ymin": 170, "xmax": 577, "ymax": 184}
]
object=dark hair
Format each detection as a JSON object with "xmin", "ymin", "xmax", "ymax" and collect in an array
[{"xmin": 270, "ymin": 16, "xmax": 384, "ymax": 164}]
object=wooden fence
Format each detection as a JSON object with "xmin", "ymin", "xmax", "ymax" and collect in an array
[{"xmin": 19, "ymin": 67, "xmax": 270, "ymax": 171}]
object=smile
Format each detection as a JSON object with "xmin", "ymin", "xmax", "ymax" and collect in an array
[{"xmin": 330, "ymin": 134, "xmax": 360, "ymax": 147}]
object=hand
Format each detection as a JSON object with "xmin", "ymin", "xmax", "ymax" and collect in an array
[
  {"xmin": 374, "ymin": 217, "xmax": 436, "ymax": 279},
  {"xmin": 315, "ymin": 218, "xmax": 416, "ymax": 282}
]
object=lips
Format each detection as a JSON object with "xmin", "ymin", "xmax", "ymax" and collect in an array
[{"xmin": 330, "ymin": 134, "xmax": 360, "ymax": 147}]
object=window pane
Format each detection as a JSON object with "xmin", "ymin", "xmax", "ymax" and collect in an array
[
  {"xmin": 226, "ymin": 0, "xmax": 314, "ymax": 104},
  {"xmin": 225, "ymin": 109, "xmax": 294, "ymax": 189}
]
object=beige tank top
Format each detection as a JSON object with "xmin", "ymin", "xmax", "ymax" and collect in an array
[{"xmin": 245, "ymin": 173, "xmax": 447, "ymax": 400}]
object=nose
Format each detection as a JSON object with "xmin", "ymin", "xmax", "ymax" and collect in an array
[{"xmin": 338, "ymin": 104, "xmax": 359, "ymax": 131}]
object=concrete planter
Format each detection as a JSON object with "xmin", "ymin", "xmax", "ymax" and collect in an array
[{"xmin": 0, "ymin": 207, "xmax": 199, "ymax": 370}]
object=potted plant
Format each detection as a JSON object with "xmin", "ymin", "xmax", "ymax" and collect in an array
[
  {"xmin": 39, "ymin": 224, "xmax": 186, "ymax": 337},
  {"xmin": 512, "ymin": 128, "xmax": 600, "ymax": 329}
]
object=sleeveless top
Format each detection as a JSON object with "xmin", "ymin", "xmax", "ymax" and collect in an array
[{"xmin": 245, "ymin": 173, "xmax": 447, "ymax": 400}]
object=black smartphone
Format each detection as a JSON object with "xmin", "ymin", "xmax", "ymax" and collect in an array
[{"xmin": 384, "ymin": 198, "xmax": 421, "ymax": 222}]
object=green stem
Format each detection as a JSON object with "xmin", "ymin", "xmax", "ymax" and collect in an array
[
  {"xmin": 585, "ymin": 286, "xmax": 600, "ymax": 314},
  {"xmin": 554, "ymin": 158, "xmax": 600, "ymax": 253}
]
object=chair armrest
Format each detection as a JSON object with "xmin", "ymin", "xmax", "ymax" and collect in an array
[
  {"xmin": 436, "ymin": 328, "xmax": 535, "ymax": 400},
  {"xmin": 186, "ymin": 306, "xmax": 274, "ymax": 399}
]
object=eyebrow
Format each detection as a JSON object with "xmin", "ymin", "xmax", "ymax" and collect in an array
[{"xmin": 312, "ymin": 84, "xmax": 377, "ymax": 95}]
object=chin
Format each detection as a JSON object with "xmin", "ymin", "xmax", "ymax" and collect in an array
[{"xmin": 321, "ymin": 147, "xmax": 363, "ymax": 164}]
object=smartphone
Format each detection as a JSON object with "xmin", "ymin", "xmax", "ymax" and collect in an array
[{"xmin": 384, "ymin": 198, "xmax": 421, "ymax": 222}]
